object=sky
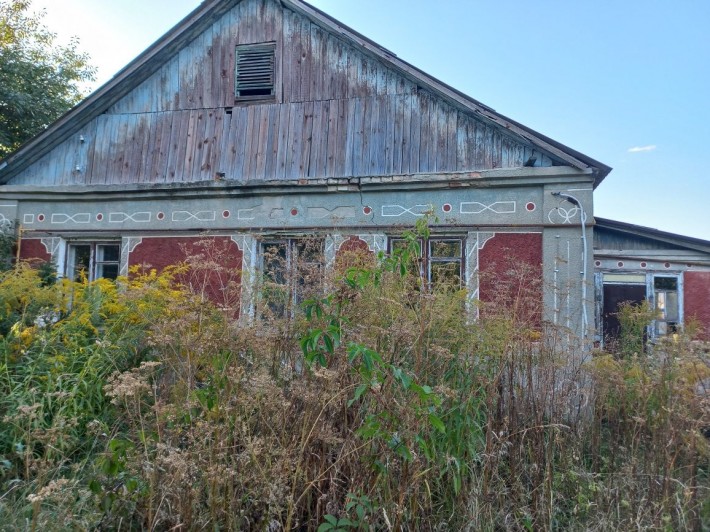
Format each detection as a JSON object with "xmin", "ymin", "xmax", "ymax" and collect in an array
[{"xmin": 29, "ymin": 0, "xmax": 710, "ymax": 240}]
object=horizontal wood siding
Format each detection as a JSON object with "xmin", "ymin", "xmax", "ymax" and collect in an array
[{"xmin": 7, "ymin": 0, "xmax": 555, "ymax": 186}]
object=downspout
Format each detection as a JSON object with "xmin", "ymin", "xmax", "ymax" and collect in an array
[{"xmin": 551, "ymin": 192, "xmax": 589, "ymax": 343}]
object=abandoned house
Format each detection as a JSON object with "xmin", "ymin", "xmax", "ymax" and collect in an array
[{"xmin": 0, "ymin": 0, "xmax": 708, "ymax": 346}]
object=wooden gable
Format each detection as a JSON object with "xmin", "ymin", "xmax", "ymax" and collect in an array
[{"xmin": 4, "ymin": 0, "xmax": 574, "ymax": 187}]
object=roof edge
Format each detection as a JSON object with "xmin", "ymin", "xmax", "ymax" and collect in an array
[{"xmin": 595, "ymin": 217, "xmax": 710, "ymax": 254}]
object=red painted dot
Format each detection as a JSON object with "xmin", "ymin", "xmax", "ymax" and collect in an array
[
  {"xmin": 526, "ymin": 202, "xmax": 536, "ymax": 212},
  {"xmin": 222, "ymin": 210, "xmax": 230, "ymax": 218},
  {"xmin": 595, "ymin": 260, "xmax": 601, "ymax": 267},
  {"xmin": 617, "ymin": 261, "xmax": 624, "ymax": 268},
  {"xmin": 37, "ymin": 214, "xmax": 45, "ymax": 222},
  {"xmin": 640, "ymin": 262, "xmax": 647, "ymax": 268},
  {"xmin": 157, "ymin": 212, "xmax": 165, "ymax": 220},
  {"xmin": 664, "ymin": 262, "xmax": 671, "ymax": 269},
  {"xmin": 363, "ymin": 206, "xmax": 372, "ymax": 215},
  {"xmin": 290, "ymin": 208, "xmax": 298, "ymax": 216},
  {"xmin": 442, "ymin": 203, "xmax": 452, "ymax": 213},
  {"xmin": 96, "ymin": 213, "xmax": 103, "ymax": 221}
]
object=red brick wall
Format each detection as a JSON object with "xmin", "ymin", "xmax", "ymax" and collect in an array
[
  {"xmin": 18, "ymin": 239, "xmax": 51, "ymax": 264},
  {"xmin": 129, "ymin": 236, "xmax": 243, "ymax": 308},
  {"xmin": 478, "ymin": 232, "xmax": 543, "ymax": 325},
  {"xmin": 684, "ymin": 271, "xmax": 710, "ymax": 340}
]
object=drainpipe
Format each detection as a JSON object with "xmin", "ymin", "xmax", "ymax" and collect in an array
[{"xmin": 551, "ymin": 192, "xmax": 589, "ymax": 343}]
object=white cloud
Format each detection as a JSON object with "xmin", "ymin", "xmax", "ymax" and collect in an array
[{"xmin": 627, "ymin": 145, "xmax": 657, "ymax": 153}]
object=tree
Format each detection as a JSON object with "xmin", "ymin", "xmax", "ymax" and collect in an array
[{"xmin": 0, "ymin": 0, "xmax": 95, "ymax": 158}]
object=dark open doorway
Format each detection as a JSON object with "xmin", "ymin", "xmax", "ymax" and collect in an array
[{"xmin": 602, "ymin": 283, "xmax": 647, "ymax": 349}]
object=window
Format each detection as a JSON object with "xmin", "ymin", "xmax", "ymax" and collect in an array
[
  {"xmin": 235, "ymin": 43, "xmax": 275, "ymax": 100},
  {"xmin": 390, "ymin": 236, "xmax": 464, "ymax": 289},
  {"xmin": 653, "ymin": 276, "xmax": 679, "ymax": 335},
  {"xmin": 260, "ymin": 238, "xmax": 324, "ymax": 317},
  {"xmin": 66, "ymin": 243, "xmax": 120, "ymax": 281}
]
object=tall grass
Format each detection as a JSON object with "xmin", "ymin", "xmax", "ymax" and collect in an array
[{"xmin": 0, "ymin": 230, "xmax": 708, "ymax": 530}]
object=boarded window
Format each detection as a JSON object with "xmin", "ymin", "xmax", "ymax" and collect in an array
[{"xmin": 235, "ymin": 43, "xmax": 275, "ymax": 100}]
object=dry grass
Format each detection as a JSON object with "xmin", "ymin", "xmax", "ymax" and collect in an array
[{"xmin": 0, "ymin": 231, "xmax": 708, "ymax": 530}]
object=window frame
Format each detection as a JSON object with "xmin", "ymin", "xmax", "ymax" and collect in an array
[
  {"xmin": 388, "ymin": 235, "xmax": 465, "ymax": 290},
  {"xmin": 234, "ymin": 42, "xmax": 277, "ymax": 102},
  {"xmin": 65, "ymin": 241, "xmax": 121, "ymax": 282},
  {"xmin": 259, "ymin": 237, "xmax": 325, "ymax": 318},
  {"xmin": 652, "ymin": 275, "xmax": 681, "ymax": 335}
]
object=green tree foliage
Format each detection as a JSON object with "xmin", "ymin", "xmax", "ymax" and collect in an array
[{"xmin": 0, "ymin": 0, "xmax": 95, "ymax": 158}]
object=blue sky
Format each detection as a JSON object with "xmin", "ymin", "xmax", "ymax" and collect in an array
[{"xmin": 32, "ymin": 0, "xmax": 710, "ymax": 239}]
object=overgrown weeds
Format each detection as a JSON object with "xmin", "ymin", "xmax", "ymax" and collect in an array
[{"xmin": 0, "ymin": 228, "xmax": 708, "ymax": 530}]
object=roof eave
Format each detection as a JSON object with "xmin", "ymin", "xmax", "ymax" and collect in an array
[{"xmin": 595, "ymin": 217, "xmax": 710, "ymax": 254}]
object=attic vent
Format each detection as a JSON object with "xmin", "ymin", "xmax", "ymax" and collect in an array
[{"xmin": 235, "ymin": 43, "xmax": 275, "ymax": 100}]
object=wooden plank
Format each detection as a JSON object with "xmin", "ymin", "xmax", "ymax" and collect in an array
[
  {"xmin": 358, "ymin": 97, "xmax": 370, "ymax": 176},
  {"xmin": 120, "ymin": 113, "xmax": 139, "ymax": 183},
  {"xmin": 446, "ymin": 107, "xmax": 457, "ymax": 171},
  {"xmin": 136, "ymin": 113, "xmax": 154, "ymax": 182},
  {"xmin": 299, "ymin": 16, "xmax": 312, "ymax": 102},
  {"xmin": 232, "ymin": 106, "xmax": 249, "ymax": 180},
  {"xmin": 244, "ymin": 105, "xmax": 260, "ymax": 180},
  {"xmin": 110, "ymin": 115, "xmax": 129, "ymax": 184},
  {"xmin": 268, "ymin": 0, "xmax": 283, "ymax": 103},
  {"xmin": 375, "ymin": 63, "xmax": 387, "ymax": 95},
  {"xmin": 255, "ymin": 104, "xmax": 271, "ymax": 179},
  {"xmin": 264, "ymin": 104, "xmax": 279, "ymax": 179},
  {"xmin": 198, "ymin": 109, "xmax": 216, "ymax": 178},
  {"xmin": 418, "ymin": 93, "xmax": 430, "ymax": 172},
  {"xmin": 286, "ymin": 101, "xmax": 304, "ymax": 179},
  {"xmin": 491, "ymin": 130, "xmax": 503, "ymax": 168},
  {"xmin": 310, "ymin": 24, "xmax": 324, "ymax": 101},
  {"xmin": 483, "ymin": 124, "xmax": 494, "ymax": 169},
  {"xmin": 344, "ymin": 98, "xmax": 358, "ymax": 176},
  {"xmin": 156, "ymin": 111, "xmax": 174, "ymax": 181},
  {"xmin": 365, "ymin": 56, "xmax": 378, "ymax": 96},
  {"xmin": 408, "ymin": 93, "xmax": 420, "ymax": 174},
  {"xmin": 392, "ymin": 94, "xmax": 402, "ymax": 175},
  {"xmin": 456, "ymin": 113, "xmax": 467, "ymax": 170},
  {"xmin": 275, "ymin": 103, "xmax": 290, "ymax": 179},
  {"xmin": 325, "ymin": 99, "xmax": 339, "ymax": 176},
  {"xmin": 82, "ymin": 119, "xmax": 98, "ymax": 182},
  {"xmin": 474, "ymin": 121, "xmax": 485, "ymax": 169},
  {"xmin": 313, "ymin": 100, "xmax": 330, "ymax": 177},
  {"xmin": 171, "ymin": 111, "xmax": 190, "ymax": 182},
  {"xmin": 217, "ymin": 110, "xmax": 233, "ymax": 178},
  {"xmin": 284, "ymin": 10, "xmax": 303, "ymax": 103},
  {"xmin": 300, "ymin": 101, "xmax": 314, "ymax": 177},
  {"xmin": 182, "ymin": 110, "xmax": 200, "ymax": 180},
  {"xmin": 98, "ymin": 114, "xmax": 116, "ymax": 183},
  {"xmin": 369, "ymin": 96, "xmax": 384, "ymax": 175},
  {"xmin": 334, "ymin": 98, "xmax": 347, "ymax": 177},
  {"xmin": 435, "ymin": 100, "xmax": 447, "ymax": 172},
  {"xmin": 345, "ymin": 47, "xmax": 358, "ymax": 100},
  {"xmin": 399, "ymin": 94, "xmax": 411, "ymax": 174},
  {"xmin": 385, "ymin": 94, "xmax": 395, "ymax": 174},
  {"xmin": 89, "ymin": 115, "xmax": 106, "ymax": 184}
]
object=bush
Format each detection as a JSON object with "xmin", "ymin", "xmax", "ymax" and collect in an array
[{"xmin": 0, "ymin": 232, "xmax": 708, "ymax": 530}]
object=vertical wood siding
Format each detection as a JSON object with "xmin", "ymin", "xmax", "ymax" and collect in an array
[{"xmin": 8, "ymin": 0, "xmax": 556, "ymax": 186}]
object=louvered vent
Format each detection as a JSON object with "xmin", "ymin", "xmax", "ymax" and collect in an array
[{"xmin": 235, "ymin": 43, "xmax": 275, "ymax": 99}]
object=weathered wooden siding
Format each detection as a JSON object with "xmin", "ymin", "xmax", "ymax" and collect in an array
[{"xmin": 7, "ymin": 0, "xmax": 555, "ymax": 186}]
